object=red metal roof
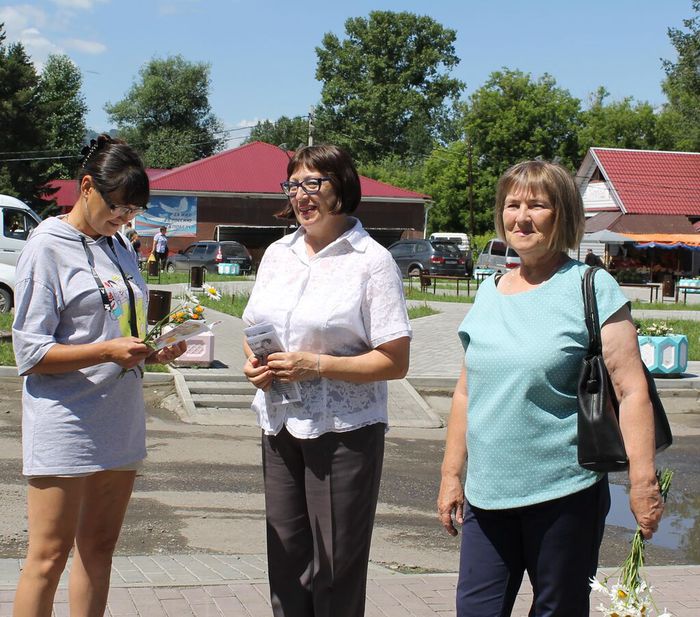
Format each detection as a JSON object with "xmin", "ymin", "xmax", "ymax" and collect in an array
[
  {"xmin": 591, "ymin": 148, "xmax": 700, "ymax": 216},
  {"xmin": 151, "ymin": 141, "xmax": 429, "ymax": 200}
]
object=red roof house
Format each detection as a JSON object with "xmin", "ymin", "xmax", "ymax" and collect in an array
[
  {"xmin": 151, "ymin": 141, "xmax": 427, "ymax": 200},
  {"xmin": 577, "ymin": 148, "xmax": 700, "ymax": 241},
  {"xmin": 146, "ymin": 141, "xmax": 429, "ymax": 255}
]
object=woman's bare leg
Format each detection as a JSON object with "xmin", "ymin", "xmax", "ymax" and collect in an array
[
  {"xmin": 68, "ymin": 470, "xmax": 136, "ymax": 617},
  {"xmin": 12, "ymin": 477, "xmax": 85, "ymax": 617}
]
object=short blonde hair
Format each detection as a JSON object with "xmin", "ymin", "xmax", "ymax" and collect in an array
[{"xmin": 494, "ymin": 161, "xmax": 584, "ymax": 252}]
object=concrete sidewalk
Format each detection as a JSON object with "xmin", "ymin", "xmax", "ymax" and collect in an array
[{"xmin": 0, "ymin": 554, "xmax": 697, "ymax": 616}]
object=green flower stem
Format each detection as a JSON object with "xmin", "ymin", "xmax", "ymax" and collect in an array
[{"xmin": 619, "ymin": 468, "xmax": 674, "ymax": 600}]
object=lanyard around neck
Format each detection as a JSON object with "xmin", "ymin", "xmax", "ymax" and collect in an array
[{"xmin": 79, "ymin": 235, "xmax": 139, "ymax": 338}]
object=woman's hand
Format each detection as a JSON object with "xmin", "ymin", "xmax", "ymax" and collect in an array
[
  {"xmin": 437, "ymin": 474, "xmax": 465, "ymax": 536},
  {"xmin": 266, "ymin": 351, "xmax": 319, "ymax": 383},
  {"xmin": 102, "ymin": 337, "xmax": 152, "ymax": 368},
  {"xmin": 629, "ymin": 478, "xmax": 664, "ymax": 539},
  {"xmin": 244, "ymin": 354, "xmax": 274, "ymax": 391},
  {"xmin": 146, "ymin": 341, "xmax": 187, "ymax": 365}
]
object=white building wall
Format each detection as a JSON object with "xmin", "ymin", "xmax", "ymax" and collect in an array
[{"xmin": 581, "ymin": 181, "xmax": 618, "ymax": 213}]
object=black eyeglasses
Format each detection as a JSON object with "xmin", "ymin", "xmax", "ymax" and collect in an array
[
  {"xmin": 280, "ymin": 176, "xmax": 331, "ymax": 197},
  {"xmin": 99, "ymin": 191, "xmax": 146, "ymax": 218}
]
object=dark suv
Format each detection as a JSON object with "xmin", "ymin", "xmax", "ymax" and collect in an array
[
  {"xmin": 165, "ymin": 241, "xmax": 253, "ymax": 274},
  {"xmin": 387, "ymin": 239, "xmax": 466, "ymax": 277}
]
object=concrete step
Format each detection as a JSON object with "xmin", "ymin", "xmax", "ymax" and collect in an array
[
  {"xmin": 191, "ymin": 393, "xmax": 254, "ymax": 409},
  {"xmin": 188, "ymin": 381, "xmax": 256, "ymax": 395},
  {"xmin": 176, "ymin": 370, "xmax": 248, "ymax": 383}
]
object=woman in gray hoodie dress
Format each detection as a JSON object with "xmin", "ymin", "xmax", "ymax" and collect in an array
[{"xmin": 11, "ymin": 135, "xmax": 185, "ymax": 617}]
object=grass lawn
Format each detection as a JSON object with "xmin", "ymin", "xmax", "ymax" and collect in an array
[
  {"xmin": 631, "ymin": 300, "xmax": 700, "ymax": 311},
  {"xmin": 407, "ymin": 304, "xmax": 440, "ymax": 319},
  {"xmin": 198, "ymin": 291, "xmax": 249, "ymax": 319},
  {"xmin": 404, "ymin": 287, "xmax": 474, "ymax": 304}
]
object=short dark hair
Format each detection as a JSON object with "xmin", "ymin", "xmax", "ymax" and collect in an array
[
  {"xmin": 276, "ymin": 144, "xmax": 361, "ymax": 219},
  {"xmin": 78, "ymin": 134, "xmax": 149, "ymax": 208}
]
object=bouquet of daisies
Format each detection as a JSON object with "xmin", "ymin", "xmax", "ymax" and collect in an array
[
  {"xmin": 591, "ymin": 469, "xmax": 674, "ymax": 617},
  {"xmin": 120, "ymin": 285, "xmax": 221, "ymax": 377}
]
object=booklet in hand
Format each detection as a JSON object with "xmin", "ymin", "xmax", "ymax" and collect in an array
[
  {"xmin": 150, "ymin": 320, "xmax": 220, "ymax": 351},
  {"xmin": 244, "ymin": 322, "xmax": 302, "ymax": 405}
]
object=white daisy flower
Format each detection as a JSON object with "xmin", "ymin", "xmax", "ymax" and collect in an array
[{"xmin": 204, "ymin": 285, "xmax": 221, "ymax": 300}]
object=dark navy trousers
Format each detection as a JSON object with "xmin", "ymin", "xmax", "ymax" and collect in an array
[{"xmin": 457, "ymin": 477, "xmax": 610, "ymax": 617}]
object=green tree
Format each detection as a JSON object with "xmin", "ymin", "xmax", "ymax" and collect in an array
[
  {"xmin": 660, "ymin": 0, "xmax": 700, "ymax": 151},
  {"xmin": 245, "ymin": 115, "xmax": 310, "ymax": 149},
  {"xmin": 105, "ymin": 55, "xmax": 224, "ymax": 167},
  {"xmin": 37, "ymin": 54, "xmax": 88, "ymax": 180},
  {"xmin": 315, "ymin": 11, "xmax": 463, "ymax": 163},
  {"xmin": 463, "ymin": 69, "xmax": 582, "ymax": 228},
  {"xmin": 0, "ymin": 24, "xmax": 54, "ymax": 209},
  {"xmin": 577, "ymin": 87, "xmax": 672, "ymax": 157},
  {"xmin": 358, "ymin": 155, "xmax": 426, "ymax": 194}
]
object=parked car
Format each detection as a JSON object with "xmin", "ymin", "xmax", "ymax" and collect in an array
[
  {"xmin": 387, "ymin": 239, "xmax": 466, "ymax": 277},
  {"xmin": 0, "ymin": 262, "xmax": 16, "ymax": 313},
  {"xmin": 165, "ymin": 241, "xmax": 253, "ymax": 274},
  {"xmin": 0, "ymin": 194, "xmax": 42, "ymax": 266},
  {"xmin": 475, "ymin": 238, "xmax": 521, "ymax": 273},
  {"xmin": 429, "ymin": 232, "xmax": 473, "ymax": 275}
]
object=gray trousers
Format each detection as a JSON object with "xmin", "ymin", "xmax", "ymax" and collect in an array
[{"xmin": 262, "ymin": 423, "xmax": 385, "ymax": 617}]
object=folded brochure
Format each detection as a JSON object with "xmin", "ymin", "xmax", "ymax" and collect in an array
[{"xmin": 150, "ymin": 320, "xmax": 220, "ymax": 351}]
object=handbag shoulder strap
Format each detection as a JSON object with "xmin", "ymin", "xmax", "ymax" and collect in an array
[{"xmin": 582, "ymin": 266, "xmax": 603, "ymax": 355}]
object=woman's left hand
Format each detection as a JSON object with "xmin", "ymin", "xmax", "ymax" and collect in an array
[
  {"xmin": 147, "ymin": 341, "xmax": 187, "ymax": 365},
  {"xmin": 266, "ymin": 351, "xmax": 319, "ymax": 382},
  {"xmin": 629, "ymin": 479, "xmax": 664, "ymax": 539}
]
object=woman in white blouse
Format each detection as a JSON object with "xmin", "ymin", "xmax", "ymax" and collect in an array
[{"xmin": 242, "ymin": 144, "xmax": 411, "ymax": 617}]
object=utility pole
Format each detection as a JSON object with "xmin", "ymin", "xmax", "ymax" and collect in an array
[
  {"xmin": 467, "ymin": 136, "xmax": 475, "ymax": 240},
  {"xmin": 308, "ymin": 106, "xmax": 315, "ymax": 146}
]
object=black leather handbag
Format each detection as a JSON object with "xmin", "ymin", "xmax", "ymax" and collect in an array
[{"xmin": 577, "ymin": 267, "xmax": 673, "ymax": 472}]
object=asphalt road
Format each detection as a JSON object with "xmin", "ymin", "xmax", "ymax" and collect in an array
[{"xmin": 1, "ymin": 378, "xmax": 699, "ymax": 572}]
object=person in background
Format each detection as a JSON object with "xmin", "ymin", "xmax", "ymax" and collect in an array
[
  {"xmin": 242, "ymin": 144, "xmax": 411, "ymax": 617},
  {"xmin": 151, "ymin": 225, "xmax": 168, "ymax": 270},
  {"xmin": 437, "ymin": 160, "xmax": 663, "ymax": 616},
  {"xmin": 585, "ymin": 248, "xmax": 605, "ymax": 268},
  {"xmin": 124, "ymin": 221, "xmax": 142, "ymax": 264},
  {"xmin": 11, "ymin": 134, "xmax": 185, "ymax": 617}
]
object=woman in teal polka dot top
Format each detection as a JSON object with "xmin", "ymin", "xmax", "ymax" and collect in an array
[{"xmin": 437, "ymin": 160, "xmax": 664, "ymax": 617}]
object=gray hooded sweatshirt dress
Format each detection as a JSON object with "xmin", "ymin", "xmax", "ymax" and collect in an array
[{"xmin": 12, "ymin": 216, "xmax": 148, "ymax": 476}]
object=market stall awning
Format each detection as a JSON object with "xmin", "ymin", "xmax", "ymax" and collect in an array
[
  {"xmin": 623, "ymin": 233, "xmax": 700, "ymax": 250},
  {"xmin": 583, "ymin": 229, "xmax": 631, "ymax": 243}
]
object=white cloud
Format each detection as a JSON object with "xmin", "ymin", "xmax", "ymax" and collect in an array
[
  {"xmin": 1, "ymin": 6, "xmax": 61, "ymax": 65},
  {"xmin": 62, "ymin": 38, "xmax": 107, "ymax": 54},
  {"xmin": 0, "ymin": 5, "xmax": 48, "ymax": 33}
]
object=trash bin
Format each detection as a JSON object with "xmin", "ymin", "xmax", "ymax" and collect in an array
[
  {"xmin": 147, "ymin": 260, "xmax": 159, "ymax": 277},
  {"xmin": 662, "ymin": 275, "xmax": 675, "ymax": 298},
  {"xmin": 190, "ymin": 266, "xmax": 205, "ymax": 288},
  {"xmin": 147, "ymin": 290, "xmax": 172, "ymax": 325}
]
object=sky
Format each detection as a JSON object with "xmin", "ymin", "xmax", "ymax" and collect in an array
[{"xmin": 0, "ymin": 0, "xmax": 694, "ymax": 150}]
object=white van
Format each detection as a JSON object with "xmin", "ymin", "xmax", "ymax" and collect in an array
[
  {"xmin": 429, "ymin": 232, "xmax": 470, "ymax": 254},
  {"xmin": 0, "ymin": 194, "xmax": 42, "ymax": 266}
]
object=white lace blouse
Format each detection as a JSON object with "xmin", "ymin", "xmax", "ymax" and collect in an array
[{"xmin": 242, "ymin": 218, "xmax": 412, "ymax": 438}]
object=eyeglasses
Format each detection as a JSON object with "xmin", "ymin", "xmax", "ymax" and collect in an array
[
  {"xmin": 280, "ymin": 176, "xmax": 331, "ymax": 197},
  {"xmin": 99, "ymin": 191, "xmax": 146, "ymax": 218}
]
